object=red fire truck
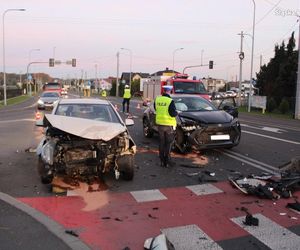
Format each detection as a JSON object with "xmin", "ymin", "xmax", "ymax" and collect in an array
[{"xmin": 143, "ymin": 73, "xmax": 210, "ymax": 102}]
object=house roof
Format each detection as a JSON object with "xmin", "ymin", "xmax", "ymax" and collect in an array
[{"xmin": 150, "ymin": 68, "xmax": 180, "ymax": 76}]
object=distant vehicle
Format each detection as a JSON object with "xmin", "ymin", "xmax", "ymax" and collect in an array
[
  {"xmin": 61, "ymin": 88, "xmax": 68, "ymax": 95},
  {"xmin": 43, "ymin": 82, "xmax": 62, "ymax": 95},
  {"xmin": 36, "ymin": 98, "xmax": 136, "ymax": 184},
  {"xmin": 37, "ymin": 91, "xmax": 60, "ymax": 110},
  {"xmin": 143, "ymin": 73, "xmax": 210, "ymax": 103},
  {"xmin": 211, "ymin": 92, "xmax": 224, "ymax": 99},
  {"xmin": 225, "ymin": 90, "xmax": 237, "ymax": 97},
  {"xmin": 143, "ymin": 94, "xmax": 241, "ymax": 153}
]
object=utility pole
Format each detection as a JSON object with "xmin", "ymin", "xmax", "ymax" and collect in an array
[
  {"xmin": 295, "ymin": 18, "xmax": 300, "ymax": 119},
  {"xmin": 238, "ymin": 31, "xmax": 244, "ymax": 107},
  {"xmin": 260, "ymin": 55, "xmax": 262, "ymax": 68},
  {"xmin": 116, "ymin": 51, "xmax": 120, "ymax": 97}
]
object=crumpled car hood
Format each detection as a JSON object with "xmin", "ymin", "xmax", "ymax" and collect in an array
[
  {"xmin": 45, "ymin": 114, "xmax": 127, "ymax": 141},
  {"xmin": 179, "ymin": 110, "xmax": 233, "ymax": 124}
]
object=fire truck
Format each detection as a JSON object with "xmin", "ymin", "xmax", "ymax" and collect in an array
[{"xmin": 143, "ymin": 73, "xmax": 210, "ymax": 102}]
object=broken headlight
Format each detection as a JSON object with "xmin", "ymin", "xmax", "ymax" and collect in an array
[
  {"xmin": 180, "ymin": 117, "xmax": 198, "ymax": 132},
  {"xmin": 41, "ymin": 140, "xmax": 56, "ymax": 165}
]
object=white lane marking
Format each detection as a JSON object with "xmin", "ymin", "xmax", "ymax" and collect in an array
[
  {"xmin": 161, "ymin": 224, "xmax": 223, "ymax": 250},
  {"xmin": 186, "ymin": 184, "xmax": 223, "ymax": 196},
  {"xmin": 0, "ymin": 118, "xmax": 35, "ymax": 124},
  {"xmin": 239, "ymin": 118, "xmax": 300, "ymax": 132},
  {"xmin": 218, "ymin": 150, "xmax": 279, "ymax": 174},
  {"xmin": 130, "ymin": 189, "xmax": 167, "ymax": 202},
  {"xmin": 231, "ymin": 214, "xmax": 300, "ymax": 250},
  {"xmin": 261, "ymin": 127, "xmax": 287, "ymax": 133},
  {"xmin": 243, "ymin": 130, "xmax": 300, "ymax": 145},
  {"xmin": 242, "ymin": 124, "xmax": 287, "ymax": 133},
  {"xmin": 222, "ymin": 149, "xmax": 279, "ymax": 171}
]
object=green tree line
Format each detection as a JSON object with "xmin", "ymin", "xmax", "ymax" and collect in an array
[{"xmin": 256, "ymin": 32, "xmax": 298, "ymax": 114}]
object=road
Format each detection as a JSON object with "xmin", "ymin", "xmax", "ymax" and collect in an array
[{"xmin": 0, "ymin": 93, "xmax": 300, "ymax": 249}]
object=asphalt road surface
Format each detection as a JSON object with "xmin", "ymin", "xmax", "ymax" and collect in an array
[{"xmin": 1, "ymin": 93, "xmax": 300, "ymax": 249}]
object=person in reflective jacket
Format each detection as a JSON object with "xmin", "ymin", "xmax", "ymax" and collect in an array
[
  {"xmin": 123, "ymin": 85, "xmax": 131, "ymax": 113},
  {"xmin": 154, "ymin": 85, "xmax": 178, "ymax": 167}
]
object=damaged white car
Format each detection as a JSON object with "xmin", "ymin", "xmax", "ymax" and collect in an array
[{"xmin": 36, "ymin": 98, "xmax": 136, "ymax": 184}]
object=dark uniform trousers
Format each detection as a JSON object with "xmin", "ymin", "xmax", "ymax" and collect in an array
[
  {"xmin": 122, "ymin": 98, "xmax": 130, "ymax": 113},
  {"xmin": 157, "ymin": 125, "xmax": 175, "ymax": 165}
]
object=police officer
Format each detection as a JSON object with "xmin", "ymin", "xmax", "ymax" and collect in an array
[
  {"xmin": 101, "ymin": 89, "xmax": 107, "ymax": 97},
  {"xmin": 154, "ymin": 85, "xmax": 178, "ymax": 167},
  {"xmin": 122, "ymin": 85, "xmax": 131, "ymax": 113}
]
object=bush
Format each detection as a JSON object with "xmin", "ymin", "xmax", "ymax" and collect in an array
[
  {"xmin": 278, "ymin": 98, "xmax": 290, "ymax": 114},
  {"xmin": 267, "ymin": 97, "xmax": 277, "ymax": 112}
]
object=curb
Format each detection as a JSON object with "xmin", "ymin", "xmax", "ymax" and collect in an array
[{"xmin": 0, "ymin": 192, "xmax": 91, "ymax": 250}]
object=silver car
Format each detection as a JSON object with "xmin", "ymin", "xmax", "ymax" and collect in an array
[
  {"xmin": 37, "ymin": 91, "xmax": 60, "ymax": 110},
  {"xmin": 36, "ymin": 98, "xmax": 136, "ymax": 184}
]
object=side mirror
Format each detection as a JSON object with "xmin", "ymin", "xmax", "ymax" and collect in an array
[{"xmin": 125, "ymin": 118, "xmax": 134, "ymax": 126}]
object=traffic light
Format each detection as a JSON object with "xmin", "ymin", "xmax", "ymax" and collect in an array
[
  {"xmin": 72, "ymin": 58, "xmax": 76, "ymax": 67},
  {"xmin": 209, "ymin": 60, "xmax": 214, "ymax": 69},
  {"xmin": 49, "ymin": 58, "xmax": 54, "ymax": 67}
]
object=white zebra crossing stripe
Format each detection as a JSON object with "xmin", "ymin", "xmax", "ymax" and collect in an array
[
  {"xmin": 186, "ymin": 184, "xmax": 223, "ymax": 196},
  {"xmin": 231, "ymin": 214, "xmax": 300, "ymax": 250},
  {"xmin": 130, "ymin": 189, "xmax": 167, "ymax": 202},
  {"xmin": 161, "ymin": 224, "xmax": 223, "ymax": 250}
]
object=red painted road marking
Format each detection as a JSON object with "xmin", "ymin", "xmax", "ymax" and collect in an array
[{"xmin": 19, "ymin": 182, "xmax": 300, "ymax": 249}]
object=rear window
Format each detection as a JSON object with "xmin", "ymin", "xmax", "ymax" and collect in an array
[{"xmin": 43, "ymin": 83, "xmax": 61, "ymax": 90}]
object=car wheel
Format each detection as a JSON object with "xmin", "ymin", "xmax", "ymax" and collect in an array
[
  {"xmin": 37, "ymin": 156, "xmax": 53, "ymax": 184},
  {"xmin": 143, "ymin": 118, "xmax": 153, "ymax": 138},
  {"xmin": 117, "ymin": 155, "xmax": 134, "ymax": 181}
]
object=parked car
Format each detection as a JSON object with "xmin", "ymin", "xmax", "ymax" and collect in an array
[
  {"xmin": 37, "ymin": 91, "xmax": 61, "ymax": 110},
  {"xmin": 36, "ymin": 98, "xmax": 136, "ymax": 184},
  {"xmin": 225, "ymin": 90, "xmax": 237, "ymax": 97},
  {"xmin": 143, "ymin": 95, "xmax": 241, "ymax": 153}
]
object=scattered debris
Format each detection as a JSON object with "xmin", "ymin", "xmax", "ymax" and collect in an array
[
  {"xmin": 148, "ymin": 214, "xmax": 158, "ymax": 219},
  {"xmin": 122, "ymin": 247, "xmax": 131, "ymax": 250},
  {"xmin": 229, "ymin": 159, "xmax": 300, "ymax": 200},
  {"xmin": 152, "ymin": 207, "xmax": 159, "ymax": 210},
  {"xmin": 132, "ymin": 212, "xmax": 138, "ymax": 215},
  {"xmin": 115, "ymin": 217, "xmax": 123, "ymax": 222},
  {"xmin": 199, "ymin": 171, "xmax": 218, "ymax": 183},
  {"xmin": 101, "ymin": 216, "xmax": 111, "ymax": 220},
  {"xmin": 65, "ymin": 230, "xmax": 79, "ymax": 237},
  {"xmin": 280, "ymin": 213, "xmax": 287, "ymax": 216},
  {"xmin": 286, "ymin": 202, "xmax": 300, "ymax": 214},
  {"xmin": 244, "ymin": 214, "xmax": 259, "ymax": 226},
  {"xmin": 25, "ymin": 147, "xmax": 37, "ymax": 153},
  {"xmin": 144, "ymin": 233, "xmax": 175, "ymax": 250},
  {"xmin": 185, "ymin": 172, "xmax": 200, "ymax": 177}
]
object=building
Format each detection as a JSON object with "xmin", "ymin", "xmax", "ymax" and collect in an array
[{"xmin": 201, "ymin": 78, "xmax": 226, "ymax": 92}]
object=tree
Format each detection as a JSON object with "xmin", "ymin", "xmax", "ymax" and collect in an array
[{"xmin": 256, "ymin": 32, "xmax": 298, "ymax": 112}]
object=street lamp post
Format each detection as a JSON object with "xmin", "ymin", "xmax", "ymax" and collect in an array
[
  {"xmin": 2, "ymin": 8, "xmax": 26, "ymax": 106},
  {"xmin": 120, "ymin": 48, "xmax": 132, "ymax": 87},
  {"xmin": 248, "ymin": 0, "xmax": 256, "ymax": 112},
  {"xmin": 29, "ymin": 48, "xmax": 40, "ymax": 62},
  {"xmin": 172, "ymin": 48, "xmax": 184, "ymax": 73}
]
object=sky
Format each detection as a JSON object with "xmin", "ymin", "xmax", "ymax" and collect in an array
[{"xmin": 1, "ymin": 0, "xmax": 300, "ymax": 81}]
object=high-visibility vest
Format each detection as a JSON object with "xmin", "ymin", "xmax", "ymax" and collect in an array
[
  {"xmin": 123, "ymin": 88, "xmax": 131, "ymax": 99},
  {"xmin": 155, "ymin": 96, "xmax": 176, "ymax": 126},
  {"xmin": 101, "ymin": 90, "xmax": 107, "ymax": 97}
]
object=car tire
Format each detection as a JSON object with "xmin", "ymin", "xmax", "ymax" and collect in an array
[
  {"xmin": 37, "ymin": 156, "xmax": 53, "ymax": 184},
  {"xmin": 143, "ymin": 118, "xmax": 153, "ymax": 138},
  {"xmin": 117, "ymin": 155, "xmax": 134, "ymax": 181}
]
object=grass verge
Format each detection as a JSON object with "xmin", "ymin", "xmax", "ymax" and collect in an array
[
  {"xmin": 238, "ymin": 106, "xmax": 294, "ymax": 119},
  {"xmin": 0, "ymin": 95, "xmax": 31, "ymax": 108}
]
